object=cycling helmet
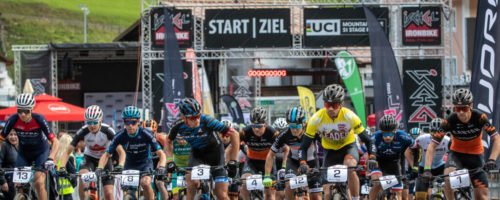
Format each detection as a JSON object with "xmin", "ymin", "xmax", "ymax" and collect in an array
[
  {"xmin": 221, "ymin": 120, "xmax": 233, "ymax": 129},
  {"xmin": 178, "ymin": 98, "xmax": 201, "ymax": 117},
  {"xmin": 273, "ymin": 118, "xmax": 288, "ymax": 131},
  {"xmin": 452, "ymin": 88, "xmax": 473, "ymax": 105},
  {"xmin": 409, "ymin": 127, "xmax": 422, "ymax": 137},
  {"xmin": 85, "ymin": 105, "xmax": 103, "ymax": 121},
  {"xmin": 16, "ymin": 93, "xmax": 35, "ymax": 109},
  {"xmin": 142, "ymin": 119, "xmax": 158, "ymax": 133},
  {"xmin": 379, "ymin": 115, "xmax": 398, "ymax": 132},
  {"xmin": 122, "ymin": 106, "xmax": 141, "ymax": 119},
  {"xmin": 430, "ymin": 118, "xmax": 443, "ymax": 132},
  {"xmin": 322, "ymin": 84, "xmax": 345, "ymax": 103},
  {"xmin": 250, "ymin": 107, "xmax": 267, "ymax": 124},
  {"xmin": 286, "ymin": 107, "xmax": 307, "ymax": 124}
]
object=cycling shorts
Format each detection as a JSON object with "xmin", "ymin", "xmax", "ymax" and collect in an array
[
  {"xmin": 80, "ymin": 155, "xmax": 114, "ymax": 185},
  {"xmin": 445, "ymin": 151, "xmax": 488, "ymax": 188},
  {"xmin": 124, "ymin": 160, "xmax": 154, "ymax": 177},
  {"xmin": 188, "ymin": 144, "xmax": 227, "ymax": 180},
  {"xmin": 16, "ymin": 148, "xmax": 49, "ymax": 169},
  {"xmin": 242, "ymin": 158, "xmax": 275, "ymax": 177}
]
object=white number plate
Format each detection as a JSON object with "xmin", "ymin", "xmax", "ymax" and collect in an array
[
  {"xmin": 81, "ymin": 172, "xmax": 97, "ymax": 184},
  {"xmin": 327, "ymin": 165, "xmax": 348, "ymax": 182},
  {"xmin": 191, "ymin": 165, "xmax": 210, "ymax": 180},
  {"xmin": 13, "ymin": 169, "xmax": 32, "ymax": 183},
  {"xmin": 177, "ymin": 175, "xmax": 186, "ymax": 187},
  {"xmin": 289, "ymin": 175, "xmax": 308, "ymax": 189},
  {"xmin": 361, "ymin": 184, "xmax": 371, "ymax": 195},
  {"xmin": 167, "ymin": 182, "xmax": 173, "ymax": 191},
  {"xmin": 121, "ymin": 170, "xmax": 140, "ymax": 187},
  {"xmin": 379, "ymin": 175, "xmax": 398, "ymax": 190},
  {"xmin": 246, "ymin": 174, "xmax": 264, "ymax": 191},
  {"xmin": 449, "ymin": 169, "xmax": 470, "ymax": 189}
]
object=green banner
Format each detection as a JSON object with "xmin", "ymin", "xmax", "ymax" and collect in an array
[{"xmin": 334, "ymin": 51, "xmax": 367, "ymax": 127}]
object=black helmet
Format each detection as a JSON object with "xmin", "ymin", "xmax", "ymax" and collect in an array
[
  {"xmin": 286, "ymin": 107, "xmax": 307, "ymax": 124},
  {"xmin": 452, "ymin": 88, "xmax": 473, "ymax": 105},
  {"xmin": 379, "ymin": 115, "xmax": 398, "ymax": 132},
  {"xmin": 430, "ymin": 118, "xmax": 443, "ymax": 132},
  {"xmin": 322, "ymin": 84, "xmax": 345, "ymax": 103},
  {"xmin": 250, "ymin": 107, "xmax": 267, "ymax": 124},
  {"xmin": 178, "ymin": 98, "xmax": 201, "ymax": 116}
]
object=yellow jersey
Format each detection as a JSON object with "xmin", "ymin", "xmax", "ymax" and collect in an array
[{"xmin": 305, "ymin": 107, "xmax": 365, "ymax": 150}]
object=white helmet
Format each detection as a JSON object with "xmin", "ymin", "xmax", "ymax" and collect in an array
[
  {"xmin": 85, "ymin": 105, "xmax": 103, "ymax": 121},
  {"xmin": 16, "ymin": 93, "xmax": 35, "ymax": 109}
]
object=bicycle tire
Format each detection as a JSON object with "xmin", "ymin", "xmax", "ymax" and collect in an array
[
  {"xmin": 123, "ymin": 194, "xmax": 136, "ymax": 200},
  {"xmin": 13, "ymin": 193, "xmax": 28, "ymax": 200},
  {"xmin": 430, "ymin": 195, "xmax": 445, "ymax": 200}
]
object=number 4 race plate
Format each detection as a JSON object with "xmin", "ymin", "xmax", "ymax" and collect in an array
[{"xmin": 246, "ymin": 174, "xmax": 264, "ymax": 191}]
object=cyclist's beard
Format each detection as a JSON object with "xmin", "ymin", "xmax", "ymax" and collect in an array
[{"xmin": 457, "ymin": 112, "xmax": 471, "ymax": 123}]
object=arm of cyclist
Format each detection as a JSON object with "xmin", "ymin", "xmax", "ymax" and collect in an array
[
  {"xmin": 228, "ymin": 128, "xmax": 240, "ymax": 161},
  {"xmin": 405, "ymin": 148, "xmax": 414, "ymax": 167},
  {"xmin": 358, "ymin": 130, "xmax": 375, "ymax": 156},
  {"xmin": 156, "ymin": 149, "xmax": 166, "ymax": 168},
  {"xmin": 116, "ymin": 145, "xmax": 125, "ymax": 166},
  {"xmin": 423, "ymin": 142, "xmax": 437, "ymax": 169},
  {"xmin": 281, "ymin": 145, "xmax": 289, "ymax": 168},
  {"xmin": 264, "ymin": 150, "xmax": 276, "ymax": 176},
  {"xmin": 48, "ymin": 137, "xmax": 59, "ymax": 161},
  {"xmin": 97, "ymin": 152, "xmax": 111, "ymax": 170},
  {"xmin": 300, "ymin": 135, "xmax": 314, "ymax": 162}
]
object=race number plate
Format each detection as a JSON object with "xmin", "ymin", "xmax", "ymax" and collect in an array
[
  {"xmin": 289, "ymin": 175, "xmax": 308, "ymax": 189},
  {"xmin": 13, "ymin": 169, "xmax": 32, "ymax": 183},
  {"xmin": 121, "ymin": 170, "xmax": 140, "ymax": 187},
  {"xmin": 361, "ymin": 184, "xmax": 371, "ymax": 195},
  {"xmin": 191, "ymin": 165, "xmax": 211, "ymax": 180},
  {"xmin": 81, "ymin": 172, "xmax": 97, "ymax": 184},
  {"xmin": 177, "ymin": 175, "xmax": 186, "ymax": 187},
  {"xmin": 246, "ymin": 174, "xmax": 264, "ymax": 191},
  {"xmin": 327, "ymin": 165, "xmax": 348, "ymax": 182},
  {"xmin": 379, "ymin": 175, "xmax": 398, "ymax": 190},
  {"xmin": 449, "ymin": 169, "xmax": 470, "ymax": 189}
]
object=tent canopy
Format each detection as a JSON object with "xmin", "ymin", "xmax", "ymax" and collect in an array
[{"xmin": 0, "ymin": 94, "xmax": 85, "ymax": 121}]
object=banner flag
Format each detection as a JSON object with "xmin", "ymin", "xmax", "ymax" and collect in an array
[
  {"xmin": 334, "ymin": 51, "xmax": 367, "ymax": 127},
  {"xmin": 200, "ymin": 66, "xmax": 215, "ymax": 116},
  {"xmin": 297, "ymin": 86, "xmax": 316, "ymax": 120},
  {"xmin": 364, "ymin": 7, "xmax": 408, "ymax": 130},
  {"xmin": 221, "ymin": 95, "xmax": 245, "ymax": 124},
  {"xmin": 162, "ymin": 8, "xmax": 186, "ymax": 132}
]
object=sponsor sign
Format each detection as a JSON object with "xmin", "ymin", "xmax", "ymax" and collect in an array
[
  {"xmin": 403, "ymin": 59, "xmax": 442, "ymax": 132},
  {"xmin": 204, "ymin": 9, "xmax": 291, "ymax": 48},
  {"xmin": 151, "ymin": 8, "xmax": 193, "ymax": 49},
  {"xmin": 402, "ymin": 7, "xmax": 441, "ymax": 45},
  {"xmin": 20, "ymin": 51, "xmax": 52, "ymax": 95},
  {"xmin": 304, "ymin": 7, "xmax": 389, "ymax": 47}
]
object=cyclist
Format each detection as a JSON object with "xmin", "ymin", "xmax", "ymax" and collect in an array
[
  {"xmin": 406, "ymin": 127, "xmax": 423, "ymax": 200},
  {"xmin": 166, "ymin": 119, "xmax": 191, "ymax": 200},
  {"xmin": 271, "ymin": 117, "xmax": 289, "ymax": 200},
  {"xmin": 0, "ymin": 93, "xmax": 60, "ymax": 200},
  {"xmin": 142, "ymin": 119, "xmax": 169, "ymax": 200},
  {"xmin": 59, "ymin": 105, "xmax": 124, "ymax": 200},
  {"xmin": 97, "ymin": 106, "xmax": 167, "ymax": 200},
  {"xmin": 423, "ymin": 88, "xmax": 500, "ymax": 200},
  {"xmin": 368, "ymin": 115, "xmax": 415, "ymax": 200},
  {"xmin": 299, "ymin": 84, "xmax": 374, "ymax": 200},
  {"xmin": 166, "ymin": 98, "xmax": 240, "ymax": 200},
  {"xmin": 409, "ymin": 118, "xmax": 450, "ymax": 200},
  {"xmin": 218, "ymin": 120, "xmax": 244, "ymax": 200},
  {"xmin": 265, "ymin": 107, "xmax": 322, "ymax": 200},
  {"xmin": 239, "ymin": 107, "xmax": 279, "ymax": 200}
]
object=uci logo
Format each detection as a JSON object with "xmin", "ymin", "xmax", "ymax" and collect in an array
[{"xmin": 305, "ymin": 19, "xmax": 341, "ymax": 36}]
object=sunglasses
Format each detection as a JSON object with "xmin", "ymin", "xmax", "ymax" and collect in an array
[
  {"xmin": 324, "ymin": 102, "xmax": 341, "ymax": 109},
  {"xmin": 17, "ymin": 109, "xmax": 31, "ymax": 115},
  {"xmin": 186, "ymin": 114, "xmax": 201, "ymax": 121},
  {"xmin": 289, "ymin": 123, "xmax": 303, "ymax": 130},
  {"xmin": 251, "ymin": 124, "xmax": 265, "ymax": 129},
  {"xmin": 124, "ymin": 120, "xmax": 139, "ymax": 125},
  {"xmin": 383, "ymin": 132, "xmax": 394, "ymax": 137},
  {"xmin": 454, "ymin": 106, "xmax": 471, "ymax": 113},
  {"xmin": 86, "ymin": 121, "xmax": 99, "ymax": 126}
]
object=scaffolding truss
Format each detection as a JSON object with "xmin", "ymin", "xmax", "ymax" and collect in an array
[{"xmin": 139, "ymin": 0, "xmax": 454, "ymax": 116}]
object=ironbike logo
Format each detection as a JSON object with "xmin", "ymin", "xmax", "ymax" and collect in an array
[
  {"xmin": 477, "ymin": 0, "xmax": 497, "ymax": 120},
  {"xmin": 402, "ymin": 9, "xmax": 440, "ymax": 27},
  {"xmin": 406, "ymin": 69, "xmax": 439, "ymax": 126}
]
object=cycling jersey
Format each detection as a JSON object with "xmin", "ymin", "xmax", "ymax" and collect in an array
[
  {"xmin": 107, "ymin": 127, "xmax": 162, "ymax": 164},
  {"xmin": 168, "ymin": 114, "xmax": 230, "ymax": 150},
  {"xmin": 173, "ymin": 140, "xmax": 190, "ymax": 167},
  {"xmin": 271, "ymin": 129, "xmax": 315, "ymax": 161},
  {"xmin": 71, "ymin": 123, "xmax": 115, "ymax": 159},
  {"xmin": 433, "ymin": 109, "xmax": 498, "ymax": 154},
  {"xmin": 372, "ymin": 130, "xmax": 416, "ymax": 161},
  {"xmin": 0, "ymin": 113, "xmax": 55, "ymax": 153},
  {"xmin": 240, "ymin": 125, "xmax": 278, "ymax": 160},
  {"xmin": 305, "ymin": 108, "xmax": 365, "ymax": 150},
  {"xmin": 151, "ymin": 133, "xmax": 166, "ymax": 166},
  {"xmin": 412, "ymin": 134, "xmax": 449, "ymax": 168}
]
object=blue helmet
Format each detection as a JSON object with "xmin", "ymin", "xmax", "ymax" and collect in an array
[
  {"xmin": 286, "ymin": 107, "xmax": 307, "ymax": 124},
  {"xmin": 409, "ymin": 127, "xmax": 422, "ymax": 137},
  {"xmin": 178, "ymin": 98, "xmax": 201, "ymax": 117},
  {"xmin": 122, "ymin": 106, "xmax": 141, "ymax": 119}
]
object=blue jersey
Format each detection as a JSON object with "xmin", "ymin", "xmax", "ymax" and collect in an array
[
  {"xmin": 372, "ymin": 130, "xmax": 416, "ymax": 161},
  {"xmin": 168, "ymin": 114, "xmax": 230, "ymax": 149},
  {"xmin": 0, "ymin": 113, "xmax": 54, "ymax": 153},
  {"xmin": 106, "ymin": 127, "xmax": 162, "ymax": 164}
]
